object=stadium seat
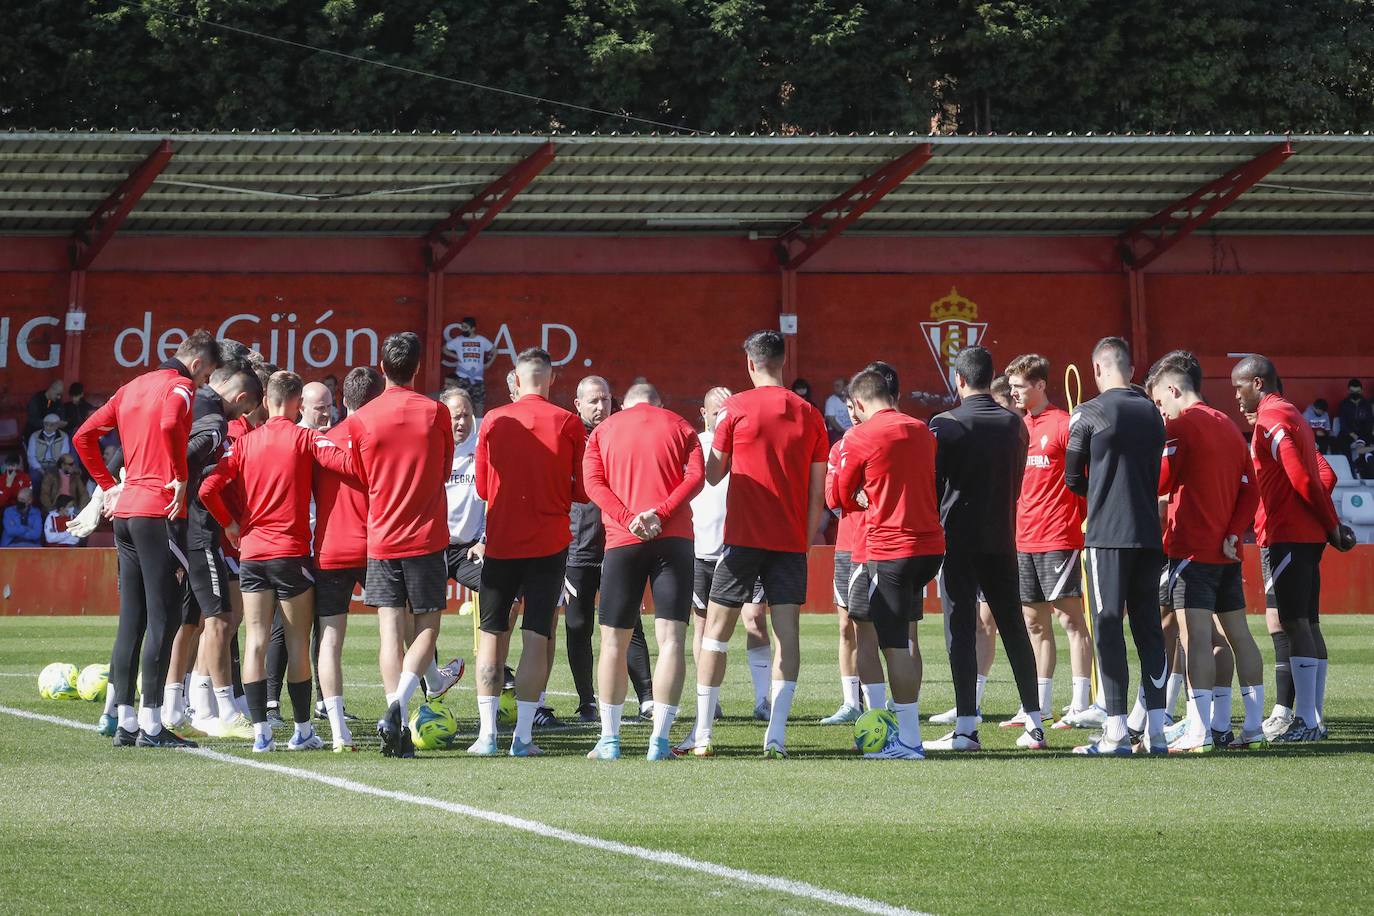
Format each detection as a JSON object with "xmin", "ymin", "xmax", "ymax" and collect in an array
[
  {"xmin": 1342, "ymin": 489, "xmax": 1374, "ymax": 527},
  {"xmin": 1327, "ymin": 454, "xmax": 1363, "ymax": 491},
  {"xmin": 0, "ymin": 416, "xmax": 18, "ymax": 450}
]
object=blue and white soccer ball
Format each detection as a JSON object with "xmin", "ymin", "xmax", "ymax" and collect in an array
[{"xmin": 38, "ymin": 663, "xmax": 80, "ymax": 701}]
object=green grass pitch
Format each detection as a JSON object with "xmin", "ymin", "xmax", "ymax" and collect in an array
[{"xmin": 2, "ymin": 613, "xmax": 1372, "ymax": 914}]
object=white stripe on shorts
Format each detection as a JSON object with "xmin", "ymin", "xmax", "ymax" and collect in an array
[{"xmin": 1046, "ymin": 550, "xmax": 1079, "ymax": 601}]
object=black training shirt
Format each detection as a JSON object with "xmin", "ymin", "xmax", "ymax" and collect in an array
[
  {"xmin": 1064, "ymin": 386, "xmax": 1165, "ymax": 549},
  {"xmin": 930, "ymin": 393, "xmax": 1028, "ymax": 554}
]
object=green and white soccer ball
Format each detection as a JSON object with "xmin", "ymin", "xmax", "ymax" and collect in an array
[
  {"xmin": 853, "ymin": 708, "xmax": 898, "ymax": 754},
  {"xmin": 77, "ymin": 664, "xmax": 110, "ymax": 702},
  {"xmin": 38, "ymin": 662, "xmax": 80, "ymax": 701},
  {"xmin": 410, "ymin": 701, "xmax": 459, "ymax": 750},
  {"xmin": 497, "ymin": 688, "xmax": 518, "ymax": 726}
]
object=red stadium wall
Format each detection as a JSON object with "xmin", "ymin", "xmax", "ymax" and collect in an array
[{"xmin": 3, "ymin": 545, "xmax": 1372, "ymax": 616}]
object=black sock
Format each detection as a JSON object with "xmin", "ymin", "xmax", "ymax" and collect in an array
[
  {"xmin": 287, "ymin": 679, "xmax": 313, "ymax": 725},
  {"xmin": 245, "ymin": 679, "xmax": 268, "ymax": 725},
  {"xmin": 230, "ymin": 634, "xmax": 245, "ymax": 698},
  {"xmin": 1272, "ymin": 632, "xmax": 1293, "ymax": 709}
]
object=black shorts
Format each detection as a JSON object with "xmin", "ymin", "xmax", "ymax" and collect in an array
[
  {"xmin": 479, "ymin": 549, "xmax": 567, "ymax": 638},
  {"xmin": 1264, "ymin": 542, "xmax": 1325, "ymax": 624},
  {"xmin": 694, "ymin": 557, "xmax": 764, "ymax": 615},
  {"xmin": 562, "ymin": 564, "xmax": 601, "ymax": 630},
  {"xmin": 1018, "ymin": 549, "xmax": 1083, "ymax": 603},
  {"xmin": 834, "ymin": 551, "xmax": 873, "ymax": 618},
  {"xmin": 862, "ymin": 555, "xmax": 941, "ymax": 649},
  {"xmin": 365, "ymin": 548, "xmax": 447, "ymax": 613},
  {"xmin": 833, "ymin": 550, "xmax": 853, "ymax": 608},
  {"xmin": 446, "ymin": 541, "xmax": 483, "ymax": 592},
  {"xmin": 221, "ymin": 549, "xmax": 241, "ymax": 582},
  {"xmin": 1159, "ymin": 557, "xmax": 1246, "ymax": 613},
  {"xmin": 600, "ymin": 537, "xmax": 694, "ymax": 628},
  {"xmin": 186, "ymin": 542, "xmax": 232, "ymax": 618},
  {"xmin": 710, "ymin": 545, "xmax": 807, "ymax": 608},
  {"xmin": 240, "ymin": 556, "xmax": 316, "ymax": 600},
  {"xmin": 315, "ymin": 566, "xmax": 364, "ymax": 618}
]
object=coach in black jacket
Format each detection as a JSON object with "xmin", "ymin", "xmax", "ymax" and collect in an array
[{"xmin": 927, "ymin": 346, "xmax": 1046, "ymax": 751}]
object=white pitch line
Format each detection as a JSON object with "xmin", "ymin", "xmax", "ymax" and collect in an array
[{"xmin": 0, "ymin": 704, "xmax": 928, "ymax": 916}]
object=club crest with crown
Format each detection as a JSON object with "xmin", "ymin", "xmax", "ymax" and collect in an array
[{"xmin": 920, "ymin": 287, "xmax": 988, "ymax": 396}]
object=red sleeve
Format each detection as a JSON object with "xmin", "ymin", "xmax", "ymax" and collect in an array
[
  {"xmin": 438, "ymin": 404, "xmax": 455, "ymax": 480},
  {"xmin": 474, "ymin": 421, "xmax": 491, "ymax": 501},
  {"xmin": 1159, "ymin": 418, "xmax": 1184, "ymax": 496},
  {"xmin": 309, "ymin": 432, "xmax": 358, "ymax": 481},
  {"xmin": 1227, "ymin": 463, "xmax": 1260, "ymax": 541},
  {"xmin": 834, "ymin": 438, "xmax": 866, "ymax": 514},
  {"xmin": 655, "ymin": 421, "xmax": 705, "ymax": 521},
  {"xmin": 568, "ymin": 416, "xmax": 588, "ymax": 504},
  {"xmin": 713, "ymin": 405, "xmax": 737, "ymax": 456},
  {"xmin": 73, "ymin": 391, "xmax": 119, "ymax": 491},
  {"xmin": 582, "ymin": 427, "xmax": 634, "ymax": 530},
  {"xmin": 809, "ymin": 408, "xmax": 829, "ymax": 464},
  {"xmin": 198, "ymin": 448, "xmax": 240, "ymax": 530},
  {"xmin": 825, "ymin": 441, "xmax": 844, "ymax": 511},
  {"xmin": 161, "ymin": 380, "xmax": 192, "ymax": 482},
  {"xmin": 1317, "ymin": 453, "xmax": 1336, "ymax": 494},
  {"xmin": 1276, "ymin": 428, "xmax": 1340, "ymax": 531}
]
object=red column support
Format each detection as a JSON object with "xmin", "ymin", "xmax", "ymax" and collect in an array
[
  {"xmin": 63, "ymin": 140, "xmax": 174, "ymax": 388},
  {"xmin": 1118, "ymin": 142, "xmax": 1293, "ymax": 271},
  {"xmin": 1127, "ymin": 269, "xmax": 1149, "ymax": 375},
  {"xmin": 422, "ymin": 142, "xmax": 556, "ymax": 392}
]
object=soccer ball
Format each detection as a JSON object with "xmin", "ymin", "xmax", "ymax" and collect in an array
[
  {"xmin": 38, "ymin": 663, "xmax": 80, "ymax": 701},
  {"xmin": 410, "ymin": 701, "xmax": 459, "ymax": 750},
  {"xmin": 458, "ymin": 600, "xmax": 474, "ymax": 616},
  {"xmin": 497, "ymin": 688, "xmax": 518, "ymax": 726},
  {"xmin": 853, "ymin": 708, "xmax": 898, "ymax": 754},
  {"xmin": 77, "ymin": 664, "xmax": 110, "ymax": 702}
]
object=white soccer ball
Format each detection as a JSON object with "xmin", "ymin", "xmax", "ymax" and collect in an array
[
  {"xmin": 38, "ymin": 663, "xmax": 80, "ymax": 700},
  {"xmin": 77, "ymin": 664, "xmax": 110, "ymax": 702}
]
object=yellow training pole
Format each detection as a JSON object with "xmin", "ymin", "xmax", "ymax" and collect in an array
[{"xmin": 1065, "ymin": 364, "xmax": 1101, "ymax": 701}]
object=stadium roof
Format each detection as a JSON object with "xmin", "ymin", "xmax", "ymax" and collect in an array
[{"xmin": 1, "ymin": 130, "xmax": 1372, "ymax": 236}]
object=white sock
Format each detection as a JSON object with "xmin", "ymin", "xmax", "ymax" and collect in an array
[
  {"xmin": 841, "ymin": 675, "xmax": 861, "ymax": 709},
  {"xmin": 477, "ymin": 696, "xmax": 499, "ymax": 740},
  {"xmin": 861, "ymin": 682, "xmax": 887, "ymax": 711},
  {"xmin": 1187, "ymin": 690, "xmax": 1211, "ymax": 738},
  {"xmin": 396, "ymin": 671, "xmax": 421, "ymax": 712},
  {"xmin": 294, "ymin": 719, "xmax": 314, "ymax": 740},
  {"xmin": 1024, "ymin": 709, "xmax": 1044, "ymax": 733},
  {"xmin": 1147, "ymin": 708, "xmax": 1167, "ymax": 743},
  {"xmin": 764, "ymin": 680, "xmax": 796, "ymax": 749},
  {"xmin": 1104, "ymin": 713, "xmax": 1128, "ymax": 743},
  {"xmin": 235, "ymin": 693, "xmax": 249, "ymax": 717},
  {"xmin": 893, "ymin": 700, "xmax": 921, "ymax": 749},
  {"xmin": 599, "ymin": 702, "xmax": 624, "ymax": 739},
  {"xmin": 385, "ymin": 692, "xmax": 399, "ymax": 708},
  {"xmin": 1210, "ymin": 687, "xmax": 1233, "ymax": 733},
  {"xmin": 162, "ymin": 682, "xmax": 185, "ymax": 717},
  {"xmin": 1271, "ymin": 703, "xmax": 1293, "ymax": 720},
  {"xmin": 1315, "ymin": 658, "xmax": 1328, "ymax": 725},
  {"xmin": 747, "ymin": 646, "xmax": 771, "ymax": 707},
  {"xmin": 190, "ymin": 674, "xmax": 214, "ymax": 719},
  {"xmin": 423, "ymin": 657, "xmax": 442, "ymax": 694},
  {"xmin": 1127, "ymin": 687, "xmax": 1148, "ymax": 732},
  {"xmin": 138, "ymin": 704, "xmax": 162, "ymax": 735},
  {"xmin": 1037, "ymin": 677, "xmax": 1053, "ymax": 718},
  {"xmin": 695, "ymin": 684, "xmax": 720, "ymax": 746},
  {"xmin": 538, "ymin": 691, "xmax": 547, "ymax": 706},
  {"xmin": 1071, "ymin": 676, "xmax": 1091, "ymax": 711},
  {"xmin": 514, "ymin": 700, "xmax": 539, "ymax": 743},
  {"xmin": 651, "ymin": 703, "xmax": 678, "ymax": 742},
  {"xmin": 324, "ymin": 695, "xmax": 350, "ymax": 743},
  {"xmin": 1165, "ymin": 672, "xmax": 1185, "ymax": 718},
  {"xmin": 955, "ymin": 714, "xmax": 978, "ymax": 736},
  {"xmin": 214, "ymin": 686, "xmax": 237, "ymax": 720},
  {"xmin": 975, "ymin": 673, "xmax": 988, "ymax": 708},
  {"xmin": 1240, "ymin": 684, "xmax": 1264, "ymax": 732},
  {"xmin": 1291, "ymin": 656, "xmax": 1319, "ymax": 725},
  {"xmin": 254, "ymin": 721, "xmax": 272, "ymax": 742},
  {"xmin": 103, "ymin": 686, "xmax": 118, "ymax": 716}
]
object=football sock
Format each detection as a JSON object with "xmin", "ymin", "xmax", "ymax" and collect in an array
[
  {"xmin": 1315, "ymin": 658, "xmax": 1328, "ymax": 726},
  {"xmin": 747, "ymin": 646, "xmax": 771, "ymax": 708},
  {"xmin": 396, "ymin": 671, "xmax": 422, "ymax": 713},
  {"xmin": 214, "ymin": 686, "xmax": 237, "ymax": 721},
  {"xmin": 245, "ymin": 680, "xmax": 268, "ymax": 725},
  {"xmin": 286, "ymin": 679, "xmax": 313, "ymax": 724},
  {"xmin": 599, "ymin": 702, "xmax": 624, "ymax": 739},
  {"xmin": 538, "ymin": 691, "xmax": 547, "ymax": 707},
  {"xmin": 477, "ymin": 696, "xmax": 499, "ymax": 740},
  {"xmin": 423, "ymin": 657, "xmax": 442, "ymax": 695},
  {"xmin": 385, "ymin": 692, "xmax": 399, "ymax": 708},
  {"xmin": 1071, "ymin": 676, "xmax": 1091, "ymax": 712},
  {"xmin": 1291, "ymin": 656, "xmax": 1319, "ymax": 725},
  {"xmin": 1272, "ymin": 631, "xmax": 1293, "ymax": 708},
  {"xmin": 254, "ymin": 721, "xmax": 271, "ymax": 742},
  {"xmin": 1239, "ymin": 684, "xmax": 1264, "ymax": 732},
  {"xmin": 764, "ymin": 680, "xmax": 796, "ymax": 749},
  {"xmin": 1165, "ymin": 673, "xmax": 1185, "ymax": 719},
  {"xmin": 1037, "ymin": 677, "xmax": 1053, "ymax": 718},
  {"xmin": 861, "ymin": 682, "xmax": 887, "ymax": 712},
  {"xmin": 955, "ymin": 715, "xmax": 978, "ymax": 736},
  {"xmin": 323, "ymin": 695, "xmax": 349, "ymax": 742},
  {"xmin": 975, "ymin": 673, "xmax": 988, "ymax": 709},
  {"xmin": 893, "ymin": 701, "xmax": 921, "ymax": 749},
  {"xmin": 1210, "ymin": 687, "xmax": 1233, "ymax": 732},
  {"xmin": 1104, "ymin": 714, "xmax": 1129, "ymax": 743},
  {"xmin": 695, "ymin": 684, "xmax": 720, "ymax": 746},
  {"xmin": 1187, "ymin": 690, "xmax": 1211, "ymax": 739},
  {"xmin": 189, "ymin": 673, "xmax": 214, "ymax": 719},
  {"xmin": 102, "ymin": 685, "xmax": 118, "ymax": 717},
  {"xmin": 514, "ymin": 700, "xmax": 538, "ymax": 743},
  {"xmin": 1146, "ymin": 708, "xmax": 1167, "ymax": 743},
  {"xmin": 1024, "ymin": 709, "xmax": 1044, "ymax": 734},
  {"xmin": 651, "ymin": 703, "xmax": 678, "ymax": 742},
  {"xmin": 293, "ymin": 719, "xmax": 314, "ymax": 741},
  {"xmin": 1127, "ymin": 688, "xmax": 1148, "ymax": 732},
  {"xmin": 841, "ymin": 675, "xmax": 861, "ymax": 709},
  {"xmin": 162, "ymin": 682, "xmax": 185, "ymax": 721},
  {"xmin": 118, "ymin": 704, "xmax": 137, "ymax": 734},
  {"xmin": 137, "ymin": 704, "xmax": 162, "ymax": 735}
]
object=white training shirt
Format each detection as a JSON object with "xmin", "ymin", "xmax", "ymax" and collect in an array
[
  {"xmin": 446, "ymin": 419, "xmax": 485, "ymax": 544},
  {"xmin": 824, "ymin": 393, "xmax": 852, "ymax": 431},
  {"xmin": 690, "ymin": 429, "xmax": 728, "ymax": 561},
  {"xmin": 445, "ymin": 334, "xmax": 495, "ymax": 383}
]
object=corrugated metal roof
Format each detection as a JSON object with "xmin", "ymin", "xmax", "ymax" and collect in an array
[{"xmin": 1, "ymin": 130, "xmax": 1371, "ymax": 236}]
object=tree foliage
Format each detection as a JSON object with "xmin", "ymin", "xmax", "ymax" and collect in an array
[{"xmin": 1, "ymin": 0, "xmax": 1371, "ymax": 133}]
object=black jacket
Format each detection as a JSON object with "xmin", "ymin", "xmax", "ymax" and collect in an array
[
  {"xmin": 930, "ymin": 394, "xmax": 1027, "ymax": 555},
  {"xmin": 567, "ymin": 418, "xmax": 605, "ymax": 567},
  {"xmin": 186, "ymin": 386, "xmax": 230, "ymax": 549}
]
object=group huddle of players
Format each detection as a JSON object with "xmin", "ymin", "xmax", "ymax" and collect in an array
[{"xmin": 71, "ymin": 324, "xmax": 1354, "ymax": 760}]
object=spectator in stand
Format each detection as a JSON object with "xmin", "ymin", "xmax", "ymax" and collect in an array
[
  {"xmin": 444, "ymin": 315, "xmax": 497, "ymax": 414},
  {"xmin": 1337, "ymin": 378, "xmax": 1373, "ymax": 455},
  {"xmin": 790, "ymin": 377, "xmax": 815, "ymax": 407},
  {"xmin": 40, "ymin": 454, "xmax": 89, "ymax": 514},
  {"xmin": 0, "ymin": 454, "xmax": 32, "ymax": 510},
  {"xmin": 1303, "ymin": 398, "xmax": 1334, "ymax": 455},
  {"xmin": 25, "ymin": 380, "xmax": 65, "ymax": 438},
  {"xmin": 823, "ymin": 377, "xmax": 852, "ymax": 442},
  {"xmin": 27, "ymin": 413, "xmax": 70, "ymax": 489},
  {"xmin": 63, "ymin": 383, "xmax": 98, "ymax": 433},
  {"xmin": 44, "ymin": 494, "xmax": 82, "ymax": 547},
  {"xmin": 320, "ymin": 374, "xmax": 342, "ymax": 423},
  {"xmin": 1, "ymin": 487, "xmax": 41, "ymax": 546}
]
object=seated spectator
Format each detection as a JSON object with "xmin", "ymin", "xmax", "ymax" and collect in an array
[
  {"xmin": 24, "ymin": 380, "xmax": 66, "ymax": 438},
  {"xmin": 823, "ymin": 377, "xmax": 852, "ymax": 442},
  {"xmin": 0, "ymin": 453, "xmax": 31, "ymax": 510},
  {"xmin": 1304, "ymin": 398, "xmax": 1335, "ymax": 454},
  {"xmin": 1337, "ymin": 378, "xmax": 1373, "ymax": 454},
  {"xmin": 1, "ymin": 487, "xmax": 41, "ymax": 546},
  {"xmin": 43, "ymin": 494, "xmax": 82, "ymax": 546},
  {"xmin": 320, "ymin": 374, "xmax": 343, "ymax": 423},
  {"xmin": 63, "ymin": 382, "xmax": 97, "ymax": 434},
  {"xmin": 40, "ymin": 454, "xmax": 89, "ymax": 514},
  {"xmin": 790, "ymin": 377, "xmax": 814, "ymax": 406},
  {"xmin": 27, "ymin": 413, "xmax": 71, "ymax": 490}
]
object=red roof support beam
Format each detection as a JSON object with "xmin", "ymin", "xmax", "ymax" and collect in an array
[
  {"xmin": 775, "ymin": 143, "xmax": 933, "ymax": 271},
  {"xmin": 425, "ymin": 141, "xmax": 556, "ymax": 274},
  {"xmin": 70, "ymin": 140, "xmax": 174, "ymax": 271},
  {"xmin": 1118, "ymin": 141, "xmax": 1293, "ymax": 272}
]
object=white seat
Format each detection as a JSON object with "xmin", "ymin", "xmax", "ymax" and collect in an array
[
  {"xmin": 1349, "ymin": 525, "xmax": 1374, "ymax": 545},
  {"xmin": 1342, "ymin": 489, "xmax": 1374, "ymax": 526},
  {"xmin": 1326, "ymin": 454, "xmax": 1364, "ymax": 490}
]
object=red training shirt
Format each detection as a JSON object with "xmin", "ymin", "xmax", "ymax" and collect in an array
[
  {"xmin": 583, "ymin": 403, "xmax": 704, "ymax": 550},
  {"xmin": 475, "ymin": 393, "xmax": 586, "ymax": 560},
  {"xmin": 313, "ymin": 413, "xmax": 369, "ymax": 569},
  {"xmin": 199, "ymin": 416, "xmax": 357, "ymax": 561},
  {"xmin": 74, "ymin": 362, "xmax": 195, "ymax": 519},
  {"xmin": 1017, "ymin": 405, "xmax": 1085, "ymax": 552},
  {"xmin": 1158, "ymin": 402, "xmax": 1259, "ymax": 564},
  {"xmin": 713, "ymin": 386, "xmax": 828, "ymax": 554},
  {"xmin": 1251, "ymin": 393, "xmax": 1340, "ymax": 546},
  {"xmin": 834, "ymin": 408, "xmax": 944, "ymax": 560},
  {"xmin": 825, "ymin": 437, "xmax": 857, "ymax": 554},
  {"xmin": 346, "ymin": 386, "xmax": 455, "ymax": 561}
]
